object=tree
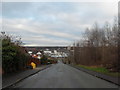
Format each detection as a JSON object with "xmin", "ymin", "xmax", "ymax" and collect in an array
[
  {"xmin": 68, "ymin": 17, "xmax": 119, "ymax": 72},
  {"xmin": 40, "ymin": 55, "xmax": 48, "ymax": 64},
  {"xmin": 1, "ymin": 32, "xmax": 30, "ymax": 73}
]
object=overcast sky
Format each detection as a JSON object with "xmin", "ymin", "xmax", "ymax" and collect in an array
[{"xmin": 1, "ymin": 2, "xmax": 118, "ymax": 46}]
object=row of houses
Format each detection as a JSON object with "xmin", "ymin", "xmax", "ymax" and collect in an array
[
  {"xmin": 23, "ymin": 47, "xmax": 69, "ymax": 66},
  {"xmin": 28, "ymin": 49, "xmax": 68, "ymax": 59}
]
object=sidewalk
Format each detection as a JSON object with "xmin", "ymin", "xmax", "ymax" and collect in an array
[
  {"xmin": 68, "ymin": 64, "xmax": 120, "ymax": 86},
  {"xmin": 2, "ymin": 65, "xmax": 51, "ymax": 88}
]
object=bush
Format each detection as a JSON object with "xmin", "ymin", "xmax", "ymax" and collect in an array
[
  {"xmin": 40, "ymin": 55, "xmax": 48, "ymax": 64},
  {"xmin": 1, "ymin": 32, "xmax": 30, "ymax": 73}
]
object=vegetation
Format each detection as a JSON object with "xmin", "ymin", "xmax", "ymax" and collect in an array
[
  {"xmin": 40, "ymin": 55, "xmax": 48, "ymax": 64},
  {"xmin": 77, "ymin": 65, "xmax": 120, "ymax": 77},
  {"xmin": 47, "ymin": 59, "xmax": 57, "ymax": 64},
  {"xmin": 68, "ymin": 17, "xmax": 120, "ymax": 73},
  {"xmin": 1, "ymin": 32, "xmax": 30, "ymax": 74},
  {"xmin": 40, "ymin": 54, "xmax": 57, "ymax": 64}
]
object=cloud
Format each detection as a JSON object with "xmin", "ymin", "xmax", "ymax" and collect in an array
[
  {"xmin": 2, "ymin": 18, "xmax": 81, "ymax": 39},
  {"xmin": 22, "ymin": 36, "xmax": 72, "ymax": 46},
  {"xmin": 2, "ymin": 18, "xmax": 82, "ymax": 46},
  {"xmin": 2, "ymin": 2, "xmax": 117, "ymax": 46}
]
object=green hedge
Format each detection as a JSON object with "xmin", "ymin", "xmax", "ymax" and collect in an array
[{"xmin": 2, "ymin": 35, "xmax": 30, "ymax": 73}]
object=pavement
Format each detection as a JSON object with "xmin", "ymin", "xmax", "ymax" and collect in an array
[
  {"xmin": 69, "ymin": 64, "xmax": 120, "ymax": 86},
  {"xmin": 10, "ymin": 61, "xmax": 119, "ymax": 88},
  {"xmin": 2, "ymin": 65, "xmax": 51, "ymax": 89}
]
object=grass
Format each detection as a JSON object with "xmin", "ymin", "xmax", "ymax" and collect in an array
[{"xmin": 77, "ymin": 64, "xmax": 120, "ymax": 77}]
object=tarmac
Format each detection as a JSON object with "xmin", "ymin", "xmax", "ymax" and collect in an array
[
  {"xmin": 11, "ymin": 62, "xmax": 119, "ymax": 88},
  {"xmin": 69, "ymin": 64, "xmax": 120, "ymax": 86},
  {"xmin": 2, "ymin": 63, "xmax": 120, "ymax": 89},
  {"xmin": 2, "ymin": 65, "xmax": 51, "ymax": 89}
]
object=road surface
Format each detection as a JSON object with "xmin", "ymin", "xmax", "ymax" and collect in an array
[{"xmin": 13, "ymin": 61, "xmax": 118, "ymax": 88}]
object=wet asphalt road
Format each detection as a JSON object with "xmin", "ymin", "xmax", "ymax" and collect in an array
[{"xmin": 13, "ymin": 61, "xmax": 118, "ymax": 88}]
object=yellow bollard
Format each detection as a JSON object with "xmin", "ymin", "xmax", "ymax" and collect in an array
[{"xmin": 31, "ymin": 62, "xmax": 36, "ymax": 69}]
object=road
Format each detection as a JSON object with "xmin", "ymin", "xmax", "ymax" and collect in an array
[{"xmin": 13, "ymin": 61, "xmax": 118, "ymax": 88}]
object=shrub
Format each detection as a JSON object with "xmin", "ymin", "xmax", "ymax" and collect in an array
[{"xmin": 1, "ymin": 32, "xmax": 30, "ymax": 73}]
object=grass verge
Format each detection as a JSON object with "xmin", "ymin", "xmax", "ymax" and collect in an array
[{"xmin": 77, "ymin": 65, "xmax": 120, "ymax": 77}]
